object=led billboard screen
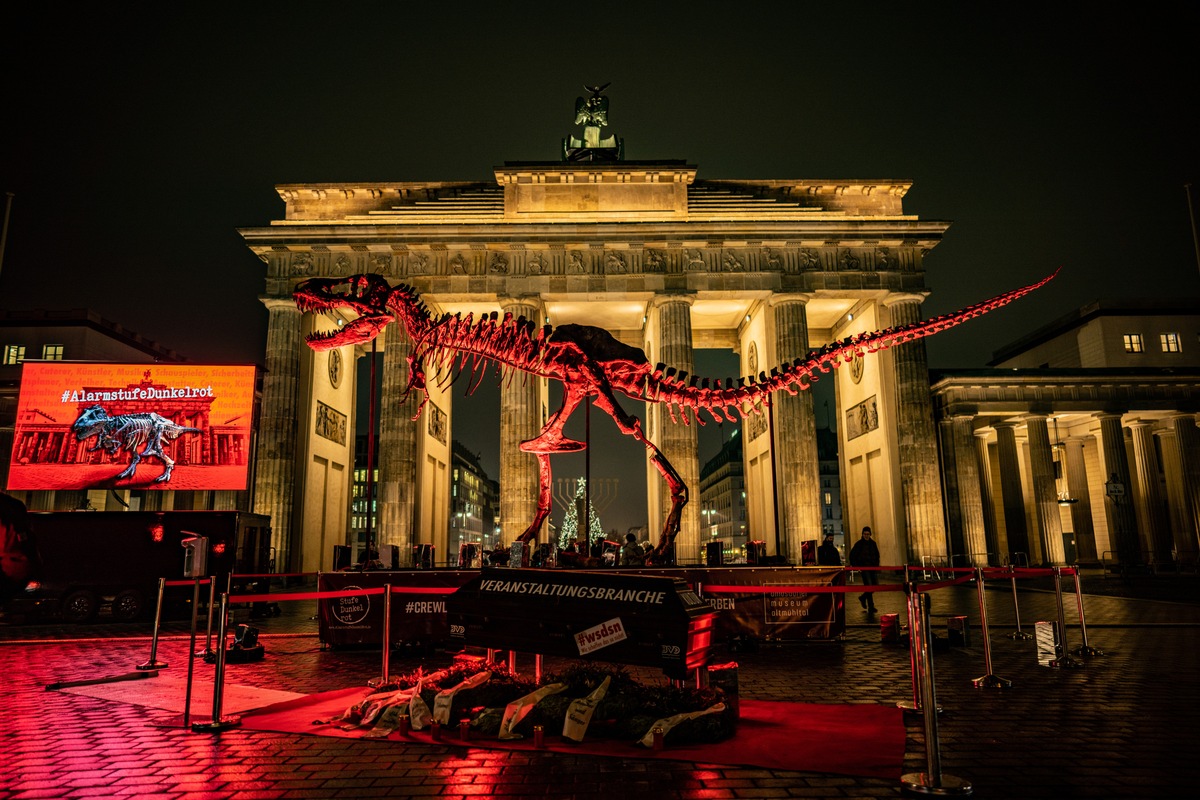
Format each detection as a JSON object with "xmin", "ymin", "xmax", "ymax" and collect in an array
[{"xmin": 7, "ymin": 363, "xmax": 256, "ymax": 492}]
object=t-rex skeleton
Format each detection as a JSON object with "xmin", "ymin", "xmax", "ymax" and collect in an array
[
  {"xmin": 71, "ymin": 405, "xmax": 202, "ymax": 484},
  {"xmin": 294, "ymin": 270, "xmax": 1056, "ymax": 562}
]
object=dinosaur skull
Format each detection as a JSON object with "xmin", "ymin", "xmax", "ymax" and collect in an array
[{"xmin": 294, "ymin": 274, "xmax": 397, "ymax": 350}]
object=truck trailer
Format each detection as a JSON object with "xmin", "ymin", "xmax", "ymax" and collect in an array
[{"xmin": 6, "ymin": 510, "xmax": 272, "ymax": 623}]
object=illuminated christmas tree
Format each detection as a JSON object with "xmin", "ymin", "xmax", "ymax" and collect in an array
[{"xmin": 558, "ymin": 478, "xmax": 605, "ymax": 549}]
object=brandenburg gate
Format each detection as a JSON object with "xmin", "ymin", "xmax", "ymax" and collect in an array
[{"xmin": 239, "ymin": 111, "xmax": 952, "ymax": 574}]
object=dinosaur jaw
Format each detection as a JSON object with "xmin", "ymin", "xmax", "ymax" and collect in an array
[{"xmin": 305, "ymin": 314, "xmax": 393, "ymax": 350}]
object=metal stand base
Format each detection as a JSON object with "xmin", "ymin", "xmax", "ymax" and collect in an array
[
  {"xmin": 1006, "ymin": 630, "xmax": 1033, "ymax": 641},
  {"xmin": 897, "ymin": 700, "xmax": 943, "ymax": 715},
  {"xmin": 136, "ymin": 660, "xmax": 167, "ymax": 671},
  {"xmin": 901, "ymin": 772, "xmax": 973, "ymax": 795},
  {"xmin": 1072, "ymin": 645, "xmax": 1104, "ymax": 657},
  {"xmin": 194, "ymin": 648, "xmax": 215, "ymax": 659},
  {"xmin": 972, "ymin": 674, "xmax": 1012, "ymax": 689},
  {"xmin": 1050, "ymin": 654, "xmax": 1085, "ymax": 668},
  {"xmin": 191, "ymin": 716, "xmax": 242, "ymax": 732}
]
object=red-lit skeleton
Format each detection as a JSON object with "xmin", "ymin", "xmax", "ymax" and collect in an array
[{"xmin": 295, "ymin": 270, "xmax": 1056, "ymax": 563}]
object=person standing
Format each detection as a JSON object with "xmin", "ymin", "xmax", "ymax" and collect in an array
[
  {"xmin": 620, "ymin": 532, "xmax": 643, "ymax": 566},
  {"xmin": 849, "ymin": 526, "xmax": 880, "ymax": 613},
  {"xmin": 817, "ymin": 533, "xmax": 842, "ymax": 566}
]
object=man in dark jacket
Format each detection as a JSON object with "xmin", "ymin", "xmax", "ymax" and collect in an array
[
  {"xmin": 817, "ymin": 534, "xmax": 842, "ymax": 566},
  {"xmin": 848, "ymin": 526, "xmax": 880, "ymax": 613}
]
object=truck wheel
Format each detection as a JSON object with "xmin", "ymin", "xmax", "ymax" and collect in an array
[
  {"xmin": 111, "ymin": 590, "xmax": 145, "ymax": 622},
  {"xmin": 62, "ymin": 590, "xmax": 99, "ymax": 623}
]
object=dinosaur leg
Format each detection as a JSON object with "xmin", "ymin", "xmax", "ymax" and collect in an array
[
  {"xmin": 115, "ymin": 449, "xmax": 142, "ymax": 480},
  {"xmin": 519, "ymin": 383, "xmax": 587, "ymax": 454},
  {"xmin": 587, "ymin": 376, "xmax": 688, "ymax": 564},
  {"xmin": 153, "ymin": 446, "xmax": 177, "ymax": 483},
  {"xmin": 516, "ymin": 453, "xmax": 553, "ymax": 544}
]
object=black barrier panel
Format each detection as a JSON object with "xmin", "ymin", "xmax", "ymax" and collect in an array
[
  {"xmin": 412, "ymin": 544, "xmax": 435, "ymax": 569},
  {"xmin": 332, "ymin": 545, "xmax": 352, "ymax": 571},
  {"xmin": 317, "ymin": 570, "xmax": 476, "ymax": 647},
  {"xmin": 447, "ymin": 568, "xmax": 715, "ymax": 680},
  {"xmin": 316, "ymin": 566, "xmax": 845, "ymax": 649},
  {"xmin": 706, "ymin": 541, "xmax": 724, "ymax": 567}
]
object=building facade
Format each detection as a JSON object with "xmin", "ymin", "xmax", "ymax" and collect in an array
[
  {"xmin": 699, "ymin": 430, "xmax": 748, "ymax": 559},
  {"xmin": 932, "ymin": 301, "xmax": 1200, "ymax": 568}
]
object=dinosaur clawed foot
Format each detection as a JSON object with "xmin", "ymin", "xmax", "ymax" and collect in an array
[{"xmin": 519, "ymin": 436, "xmax": 586, "ymax": 454}]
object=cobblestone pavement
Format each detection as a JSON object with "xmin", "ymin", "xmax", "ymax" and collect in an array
[{"xmin": 3, "ymin": 569, "xmax": 1199, "ymax": 799}]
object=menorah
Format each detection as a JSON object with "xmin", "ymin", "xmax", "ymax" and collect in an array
[{"xmin": 552, "ymin": 477, "xmax": 619, "ymax": 541}]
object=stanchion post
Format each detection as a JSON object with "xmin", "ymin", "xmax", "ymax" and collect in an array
[
  {"xmin": 1069, "ymin": 566, "xmax": 1103, "ymax": 657},
  {"xmin": 534, "ymin": 653, "xmax": 543, "ymax": 685},
  {"xmin": 900, "ymin": 584, "xmax": 972, "ymax": 795},
  {"xmin": 196, "ymin": 576, "xmax": 216, "ymax": 658},
  {"xmin": 1049, "ymin": 566, "xmax": 1084, "ymax": 668},
  {"xmin": 369, "ymin": 584, "xmax": 394, "ymax": 688},
  {"xmin": 137, "ymin": 577, "xmax": 169, "ymax": 671},
  {"xmin": 897, "ymin": 582, "xmax": 922, "ymax": 714},
  {"xmin": 897, "ymin": 581, "xmax": 941, "ymax": 716},
  {"xmin": 508, "ymin": 650, "xmax": 518, "ymax": 676},
  {"xmin": 183, "ymin": 577, "xmax": 201, "ymax": 728},
  {"xmin": 1006, "ymin": 564, "xmax": 1033, "ymax": 640},
  {"xmin": 972, "ymin": 568, "xmax": 1011, "ymax": 689},
  {"xmin": 191, "ymin": 592, "xmax": 241, "ymax": 731}
]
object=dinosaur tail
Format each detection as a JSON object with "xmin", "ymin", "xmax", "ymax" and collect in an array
[{"xmin": 648, "ymin": 269, "xmax": 1059, "ymax": 422}]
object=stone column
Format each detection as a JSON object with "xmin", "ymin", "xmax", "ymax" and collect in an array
[
  {"xmin": 252, "ymin": 297, "xmax": 302, "ymax": 571},
  {"xmin": 1025, "ymin": 415, "xmax": 1065, "ymax": 565},
  {"xmin": 938, "ymin": 419, "xmax": 963, "ymax": 558},
  {"xmin": 952, "ymin": 415, "xmax": 988, "ymax": 566},
  {"xmin": 498, "ymin": 296, "xmax": 545, "ymax": 544},
  {"xmin": 1168, "ymin": 413, "xmax": 1200, "ymax": 557},
  {"xmin": 1096, "ymin": 412, "xmax": 1141, "ymax": 567},
  {"xmin": 1156, "ymin": 428, "xmax": 1195, "ymax": 560},
  {"xmin": 975, "ymin": 432, "xmax": 1000, "ymax": 565},
  {"xmin": 377, "ymin": 321, "xmax": 421, "ymax": 555},
  {"xmin": 652, "ymin": 295, "xmax": 700, "ymax": 563},
  {"xmin": 1061, "ymin": 437, "xmax": 1096, "ymax": 562},
  {"xmin": 994, "ymin": 421, "xmax": 1030, "ymax": 562},
  {"xmin": 1129, "ymin": 419, "xmax": 1172, "ymax": 564},
  {"xmin": 883, "ymin": 295, "xmax": 946, "ymax": 563},
  {"xmin": 769, "ymin": 297, "xmax": 820, "ymax": 562},
  {"xmin": 213, "ymin": 491, "xmax": 238, "ymax": 511}
]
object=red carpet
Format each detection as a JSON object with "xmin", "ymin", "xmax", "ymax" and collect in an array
[{"xmin": 240, "ymin": 687, "xmax": 906, "ymax": 779}]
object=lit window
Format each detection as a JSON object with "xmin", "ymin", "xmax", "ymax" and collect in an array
[
  {"xmin": 1122, "ymin": 334, "xmax": 1143, "ymax": 353},
  {"xmin": 3, "ymin": 345, "xmax": 24, "ymax": 365},
  {"xmin": 1160, "ymin": 333, "xmax": 1181, "ymax": 353},
  {"xmin": 42, "ymin": 344, "xmax": 64, "ymax": 360},
  {"xmin": 824, "ymin": 492, "xmax": 832, "ymax": 506}
]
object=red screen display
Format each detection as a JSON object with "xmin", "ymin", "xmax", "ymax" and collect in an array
[{"xmin": 7, "ymin": 363, "xmax": 256, "ymax": 492}]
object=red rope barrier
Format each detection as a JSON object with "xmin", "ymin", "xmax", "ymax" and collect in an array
[{"xmin": 164, "ymin": 579, "xmax": 211, "ymax": 587}]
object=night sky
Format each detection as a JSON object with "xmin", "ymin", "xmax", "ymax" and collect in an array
[{"xmin": 4, "ymin": 4, "xmax": 1198, "ymax": 535}]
